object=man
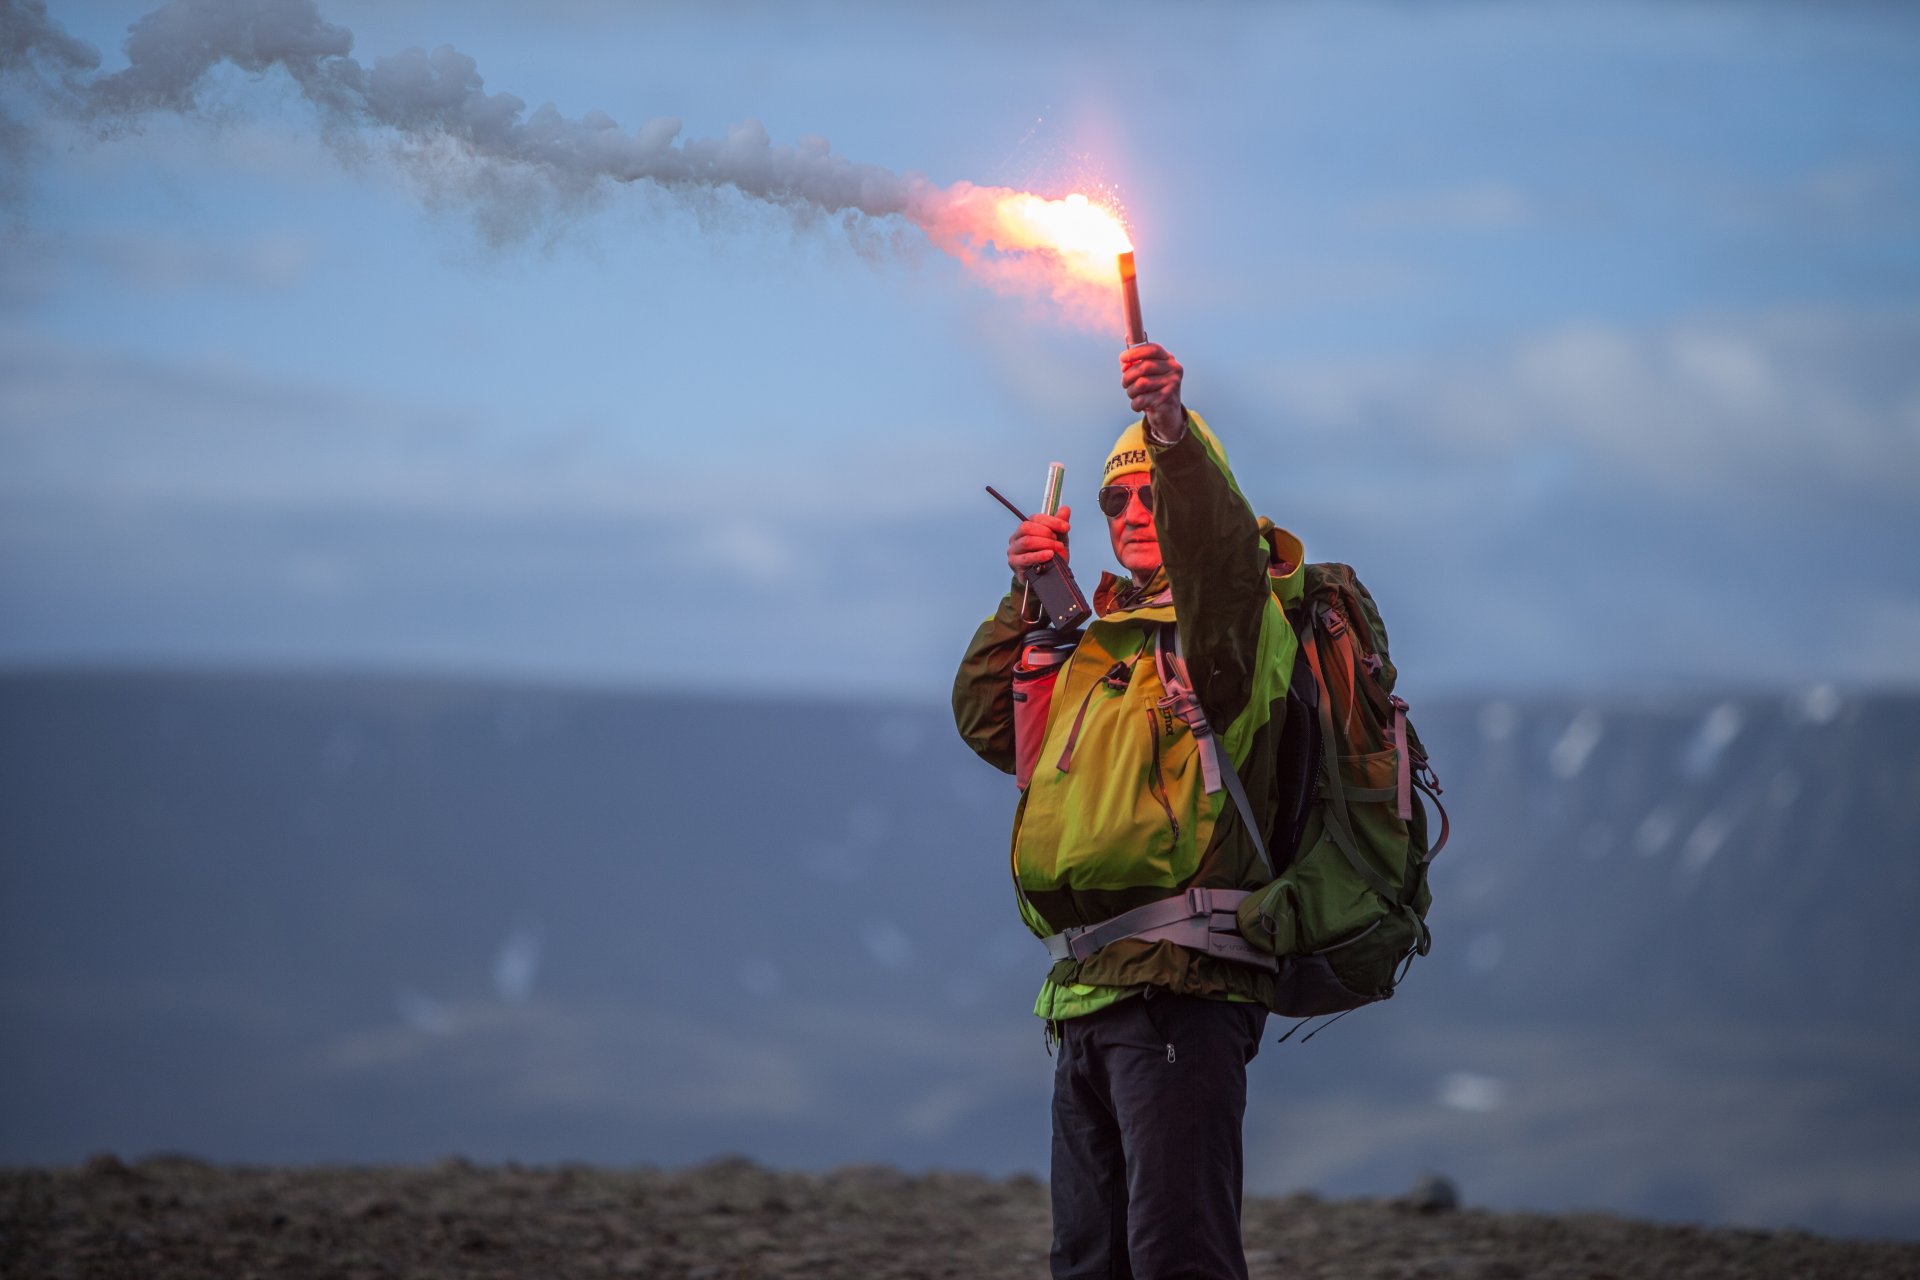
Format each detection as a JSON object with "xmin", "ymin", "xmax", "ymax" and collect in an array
[{"xmin": 953, "ymin": 344, "xmax": 1307, "ymax": 1280}]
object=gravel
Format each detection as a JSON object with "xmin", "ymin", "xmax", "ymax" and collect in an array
[{"xmin": 4, "ymin": 1154, "xmax": 1914, "ymax": 1279}]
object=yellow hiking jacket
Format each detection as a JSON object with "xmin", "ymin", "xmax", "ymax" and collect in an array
[{"xmin": 953, "ymin": 413, "xmax": 1304, "ymax": 1018}]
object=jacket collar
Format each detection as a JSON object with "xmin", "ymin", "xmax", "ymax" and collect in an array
[{"xmin": 1094, "ymin": 567, "xmax": 1175, "ymax": 623}]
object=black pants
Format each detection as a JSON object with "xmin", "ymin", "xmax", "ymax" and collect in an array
[{"xmin": 1049, "ymin": 991, "xmax": 1268, "ymax": 1280}]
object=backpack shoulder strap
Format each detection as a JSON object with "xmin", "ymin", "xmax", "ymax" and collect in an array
[{"xmin": 1153, "ymin": 624, "xmax": 1274, "ymax": 880}]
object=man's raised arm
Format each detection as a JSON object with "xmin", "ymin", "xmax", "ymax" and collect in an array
[{"xmin": 1121, "ymin": 344, "xmax": 1275, "ymax": 730}]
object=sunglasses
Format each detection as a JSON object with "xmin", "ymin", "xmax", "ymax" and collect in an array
[{"xmin": 1097, "ymin": 484, "xmax": 1156, "ymax": 518}]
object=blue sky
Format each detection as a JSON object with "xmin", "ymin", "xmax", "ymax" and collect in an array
[{"xmin": 3, "ymin": 0, "xmax": 1917, "ymax": 700}]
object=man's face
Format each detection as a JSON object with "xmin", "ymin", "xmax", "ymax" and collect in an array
[{"xmin": 1102, "ymin": 473, "xmax": 1162, "ymax": 584}]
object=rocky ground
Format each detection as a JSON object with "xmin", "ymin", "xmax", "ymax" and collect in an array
[{"xmin": 3, "ymin": 1154, "xmax": 1916, "ymax": 1280}]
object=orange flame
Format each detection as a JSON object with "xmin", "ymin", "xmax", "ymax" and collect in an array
[
  {"xmin": 912, "ymin": 183, "xmax": 1134, "ymax": 327},
  {"xmin": 983, "ymin": 192, "xmax": 1133, "ymax": 286}
]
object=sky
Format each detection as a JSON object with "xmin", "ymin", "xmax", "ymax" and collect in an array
[{"xmin": 3, "ymin": 0, "xmax": 1918, "ymax": 703}]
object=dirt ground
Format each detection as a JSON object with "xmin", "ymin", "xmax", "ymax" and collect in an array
[{"xmin": 4, "ymin": 1154, "xmax": 1915, "ymax": 1280}]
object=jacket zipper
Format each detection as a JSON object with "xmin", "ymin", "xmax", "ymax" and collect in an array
[{"xmin": 1144, "ymin": 707, "xmax": 1180, "ymax": 842}]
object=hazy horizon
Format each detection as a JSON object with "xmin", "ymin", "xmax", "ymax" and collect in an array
[
  {"xmin": 4, "ymin": 669, "xmax": 1917, "ymax": 1240},
  {"xmin": 3, "ymin": 654, "xmax": 1915, "ymax": 712}
]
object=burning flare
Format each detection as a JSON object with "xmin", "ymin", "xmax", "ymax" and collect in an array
[
  {"xmin": 981, "ymin": 192, "xmax": 1132, "ymax": 287},
  {"xmin": 912, "ymin": 185, "xmax": 1134, "ymax": 325}
]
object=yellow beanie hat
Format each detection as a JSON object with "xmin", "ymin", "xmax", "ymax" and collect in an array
[{"xmin": 1102, "ymin": 421, "xmax": 1153, "ymax": 484}]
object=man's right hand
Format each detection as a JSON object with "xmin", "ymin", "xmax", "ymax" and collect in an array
[{"xmin": 1007, "ymin": 507, "xmax": 1071, "ymax": 575}]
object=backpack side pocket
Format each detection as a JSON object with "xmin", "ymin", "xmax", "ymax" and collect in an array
[{"xmin": 1011, "ymin": 627, "xmax": 1078, "ymax": 790}]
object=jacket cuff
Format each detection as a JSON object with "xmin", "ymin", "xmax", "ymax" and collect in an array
[
  {"xmin": 1148, "ymin": 410, "xmax": 1207, "ymax": 476},
  {"xmin": 1145, "ymin": 408, "xmax": 1191, "ymax": 448}
]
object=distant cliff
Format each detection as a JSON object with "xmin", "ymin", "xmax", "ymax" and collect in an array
[{"xmin": 2, "ymin": 669, "xmax": 1916, "ymax": 1239}]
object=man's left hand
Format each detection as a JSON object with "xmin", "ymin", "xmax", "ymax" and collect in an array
[{"xmin": 1121, "ymin": 343, "xmax": 1185, "ymax": 441}]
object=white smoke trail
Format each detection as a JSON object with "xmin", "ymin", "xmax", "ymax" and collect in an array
[
  {"xmin": 0, "ymin": 0, "xmax": 99, "ymax": 198},
  {"xmin": 1, "ymin": 0, "xmax": 1123, "ymax": 314}
]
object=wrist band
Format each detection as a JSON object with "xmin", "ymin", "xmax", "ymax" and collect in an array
[{"xmin": 1146, "ymin": 410, "xmax": 1189, "ymax": 447}]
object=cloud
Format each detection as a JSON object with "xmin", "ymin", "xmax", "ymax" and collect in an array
[
  {"xmin": 1697, "ymin": 154, "xmax": 1920, "ymax": 236},
  {"xmin": 0, "ymin": 328, "xmax": 717, "ymax": 519},
  {"xmin": 1192, "ymin": 302, "xmax": 1920, "ymax": 693},
  {"xmin": 1249, "ymin": 304, "xmax": 1920, "ymax": 507},
  {"xmin": 694, "ymin": 522, "xmax": 797, "ymax": 584},
  {"xmin": 1352, "ymin": 181, "xmax": 1536, "ymax": 232},
  {"xmin": 1800, "ymin": 157, "xmax": 1915, "ymax": 223},
  {"xmin": 0, "ymin": 326, "xmax": 1016, "ymax": 696},
  {"xmin": 9, "ymin": 301, "xmax": 1920, "ymax": 696},
  {"xmin": 1830, "ymin": 590, "xmax": 1920, "ymax": 686},
  {"xmin": 4, "ymin": 227, "xmax": 319, "ymax": 296},
  {"xmin": 0, "ymin": 323, "xmax": 1021, "ymax": 526},
  {"xmin": 0, "ymin": 328, "xmax": 504, "ymax": 514}
]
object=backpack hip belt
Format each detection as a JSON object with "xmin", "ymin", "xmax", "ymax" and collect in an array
[{"xmin": 1040, "ymin": 886, "xmax": 1280, "ymax": 973}]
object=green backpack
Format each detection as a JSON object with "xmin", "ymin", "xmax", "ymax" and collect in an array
[{"xmin": 1233, "ymin": 519, "xmax": 1448, "ymax": 1024}]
